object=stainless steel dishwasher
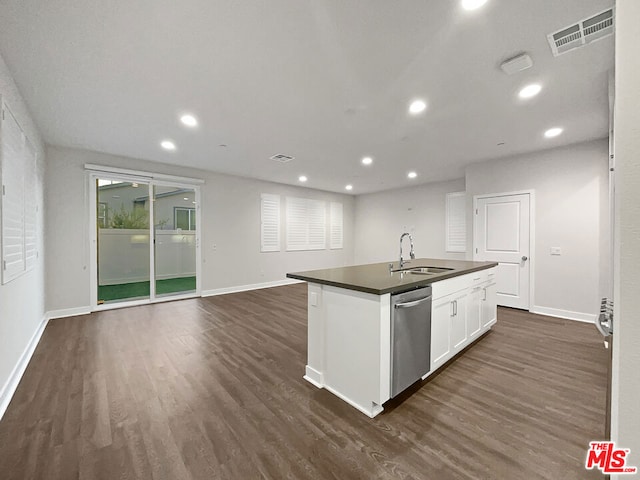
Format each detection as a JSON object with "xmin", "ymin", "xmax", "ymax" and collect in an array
[{"xmin": 390, "ymin": 286, "xmax": 432, "ymax": 397}]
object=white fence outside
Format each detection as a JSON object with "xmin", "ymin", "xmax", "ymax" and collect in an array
[{"xmin": 98, "ymin": 229, "xmax": 196, "ymax": 285}]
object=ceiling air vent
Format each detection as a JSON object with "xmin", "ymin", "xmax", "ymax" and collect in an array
[
  {"xmin": 547, "ymin": 8, "xmax": 614, "ymax": 57},
  {"xmin": 270, "ymin": 154, "xmax": 294, "ymax": 163}
]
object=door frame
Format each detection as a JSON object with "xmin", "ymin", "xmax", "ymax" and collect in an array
[
  {"xmin": 87, "ymin": 166, "xmax": 203, "ymax": 312},
  {"xmin": 472, "ymin": 189, "xmax": 535, "ymax": 312}
]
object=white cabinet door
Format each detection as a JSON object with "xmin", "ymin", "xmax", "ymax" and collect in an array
[
  {"xmin": 467, "ymin": 285, "xmax": 482, "ymax": 340},
  {"xmin": 431, "ymin": 295, "xmax": 452, "ymax": 370},
  {"xmin": 481, "ymin": 281, "xmax": 498, "ymax": 328},
  {"xmin": 450, "ymin": 291, "xmax": 468, "ymax": 352}
]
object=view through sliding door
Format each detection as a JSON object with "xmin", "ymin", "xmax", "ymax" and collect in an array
[
  {"xmin": 96, "ymin": 178, "xmax": 151, "ymax": 304},
  {"xmin": 153, "ymin": 185, "xmax": 197, "ymax": 298},
  {"xmin": 94, "ymin": 176, "xmax": 199, "ymax": 306}
]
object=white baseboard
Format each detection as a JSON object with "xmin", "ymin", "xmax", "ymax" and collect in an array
[
  {"xmin": 202, "ymin": 278, "xmax": 303, "ymax": 297},
  {"xmin": 0, "ymin": 315, "xmax": 49, "ymax": 421},
  {"xmin": 304, "ymin": 365, "xmax": 324, "ymax": 388},
  {"xmin": 322, "ymin": 384, "xmax": 384, "ymax": 418},
  {"xmin": 46, "ymin": 306, "xmax": 92, "ymax": 320},
  {"xmin": 530, "ymin": 306, "xmax": 596, "ymax": 323}
]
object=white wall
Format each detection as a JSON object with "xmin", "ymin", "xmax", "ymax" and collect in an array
[
  {"xmin": 465, "ymin": 139, "xmax": 609, "ymax": 321},
  {"xmin": 611, "ymin": 0, "xmax": 640, "ymax": 472},
  {"xmin": 45, "ymin": 146, "xmax": 355, "ymax": 313},
  {"xmin": 0, "ymin": 53, "xmax": 46, "ymax": 412},
  {"xmin": 354, "ymin": 178, "xmax": 467, "ymax": 265}
]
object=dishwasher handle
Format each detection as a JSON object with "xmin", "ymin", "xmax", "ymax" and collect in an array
[{"xmin": 394, "ymin": 295, "xmax": 432, "ymax": 309}]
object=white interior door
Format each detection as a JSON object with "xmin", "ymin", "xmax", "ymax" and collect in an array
[{"xmin": 475, "ymin": 193, "xmax": 530, "ymax": 310}]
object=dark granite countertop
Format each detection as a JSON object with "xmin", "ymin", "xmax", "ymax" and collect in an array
[{"xmin": 286, "ymin": 258, "xmax": 498, "ymax": 295}]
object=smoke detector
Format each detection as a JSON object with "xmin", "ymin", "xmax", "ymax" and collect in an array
[
  {"xmin": 500, "ymin": 53, "xmax": 533, "ymax": 75},
  {"xmin": 547, "ymin": 8, "xmax": 614, "ymax": 57},
  {"xmin": 270, "ymin": 154, "xmax": 294, "ymax": 163}
]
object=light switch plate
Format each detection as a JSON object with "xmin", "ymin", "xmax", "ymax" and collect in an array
[
  {"xmin": 309, "ymin": 292, "xmax": 318, "ymax": 307},
  {"xmin": 550, "ymin": 247, "xmax": 561, "ymax": 255}
]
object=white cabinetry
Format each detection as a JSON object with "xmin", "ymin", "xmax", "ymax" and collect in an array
[
  {"xmin": 429, "ymin": 267, "xmax": 497, "ymax": 373},
  {"xmin": 431, "ymin": 295, "xmax": 452, "ymax": 370},
  {"xmin": 450, "ymin": 290, "xmax": 468, "ymax": 352},
  {"xmin": 481, "ymin": 279, "xmax": 497, "ymax": 328},
  {"xmin": 466, "ymin": 285, "xmax": 483, "ymax": 340}
]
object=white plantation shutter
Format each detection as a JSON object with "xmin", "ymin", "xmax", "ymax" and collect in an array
[
  {"xmin": 446, "ymin": 192, "xmax": 466, "ymax": 253},
  {"xmin": 307, "ymin": 199, "xmax": 326, "ymax": 250},
  {"xmin": 260, "ymin": 194, "xmax": 280, "ymax": 252},
  {"xmin": 24, "ymin": 138, "xmax": 37, "ymax": 269},
  {"xmin": 330, "ymin": 202, "xmax": 343, "ymax": 249},
  {"xmin": 286, "ymin": 197, "xmax": 326, "ymax": 251},
  {"xmin": 286, "ymin": 197, "xmax": 307, "ymax": 251},
  {"xmin": 1, "ymin": 104, "xmax": 26, "ymax": 283}
]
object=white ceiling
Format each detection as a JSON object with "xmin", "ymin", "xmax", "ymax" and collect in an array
[{"xmin": 0, "ymin": 0, "xmax": 614, "ymax": 194}]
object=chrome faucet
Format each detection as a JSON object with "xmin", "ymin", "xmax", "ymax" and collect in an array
[{"xmin": 399, "ymin": 232, "xmax": 415, "ymax": 268}]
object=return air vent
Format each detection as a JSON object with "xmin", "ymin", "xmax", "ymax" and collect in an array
[
  {"xmin": 270, "ymin": 154, "xmax": 294, "ymax": 163},
  {"xmin": 547, "ymin": 8, "xmax": 614, "ymax": 57}
]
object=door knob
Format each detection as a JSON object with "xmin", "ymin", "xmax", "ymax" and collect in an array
[{"xmin": 522, "ymin": 256, "xmax": 528, "ymax": 261}]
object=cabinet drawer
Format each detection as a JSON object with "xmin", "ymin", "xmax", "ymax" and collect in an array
[
  {"xmin": 432, "ymin": 267, "xmax": 497, "ymax": 300},
  {"xmin": 470, "ymin": 267, "xmax": 496, "ymax": 285},
  {"xmin": 432, "ymin": 274, "xmax": 473, "ymax": 300}
]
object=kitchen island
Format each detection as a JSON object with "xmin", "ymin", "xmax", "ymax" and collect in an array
[{"xmin": 287, "ymin": 258, "xmax": 498, "ymax": 417}]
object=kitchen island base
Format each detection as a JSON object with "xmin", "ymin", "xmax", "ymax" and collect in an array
[{"xmin": 291, "ymin": 260, "xmax": 498, "ymax": 417}]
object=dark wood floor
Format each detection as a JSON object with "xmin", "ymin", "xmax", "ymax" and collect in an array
[{"xmin": 0, "ymin": 284, "xmax": 607, "ymax": 479}]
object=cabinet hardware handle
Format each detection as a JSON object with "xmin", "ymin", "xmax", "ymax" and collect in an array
[{"xmin": 482, "ymin": 288, "xmax": 487, "ymax": 301}]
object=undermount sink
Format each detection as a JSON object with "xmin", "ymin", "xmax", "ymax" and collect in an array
[
  {"xmin": 392, "ymin": 266, "xmax": 455, "ymax": 275},
  {"xmin": 408, "ymin": 266, "xmax": 454, "ymax": 275}
]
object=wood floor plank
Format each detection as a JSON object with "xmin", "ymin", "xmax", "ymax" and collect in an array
[{"xmin": 0, "ymin": 284, "xmax": 607, "ymax": 479}]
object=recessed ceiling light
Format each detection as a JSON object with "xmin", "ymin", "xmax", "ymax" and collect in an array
[
  {"xmin": 408, "ymin": 171, "xmax": 418, "ymax": 179},
  {"xmin": 361, "ymin": 156, "xmax": 373, "ymax": 165},
  {"xmin": 345, "ymin": 184, "xmax": 353, "ymax": 191},
  {"xmin": 409, "ymin": 100, "xmax": 427, "ymax": 115},
  {"xmin": 462, "ymin": 0, "xmax": 488, "ymax": 11},
  {"xmin": 180, "ymin": 114, "xmax": 198, "ymax": 127},
  {"xmin": 183, "ymin": 197, "xmax": 189, "ymax": 201},
  {"xmin": 298, "ymin": 175, "xmax": 308, "ymax": 182},
  {"xmin": 544, "ymin": 127, "xmax": 563, "ymax": 138},
  {"xmin": 519, "ymin": 84, "xmax": 542, "ymax": 99},
  {"xmin": 161, "ymin": 140, "xmax": 176, "ymax": 151}
]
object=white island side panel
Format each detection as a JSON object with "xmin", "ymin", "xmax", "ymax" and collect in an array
[{"xmin": 304, "ymin": 283, "xmax": 391, "ymax": 417}]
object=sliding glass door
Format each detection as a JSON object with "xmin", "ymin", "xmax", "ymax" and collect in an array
[
  {"xmin": 96, "ymin": 178, "xmax": 151, "ymax": 304},
  {"xmin": 93, "ymin": 175, "xmax": 200, "ymax": 307},
  {"xmin": 153, "ymin": 185, "xmax": 197, "ymax": 298}
]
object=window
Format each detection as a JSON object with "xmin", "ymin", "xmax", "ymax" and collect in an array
[
  {"xmin": 97, "ymin": 202, "xmax": 108, "ymax": 228},
  {"xmin": 260, "ymin": 194, "xmax": 280, "ymax": 252},
  {"xmin": 446, "ymin": 192, "xmax": 466, "ymax": 253},
  {"xmin": 1, "ymin": 101, "xmax": 37, "ymax": 284},
  {"xmin": 329, "ymin": 202, "xmax": 343, "ymax": 249},
  {"xmin": 286, "ymin": 197, "xmax": 326, "ymax": 251},
  {"xmin": 174, "ymin": 207, "xmax": 196, "ymax": 230}
]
